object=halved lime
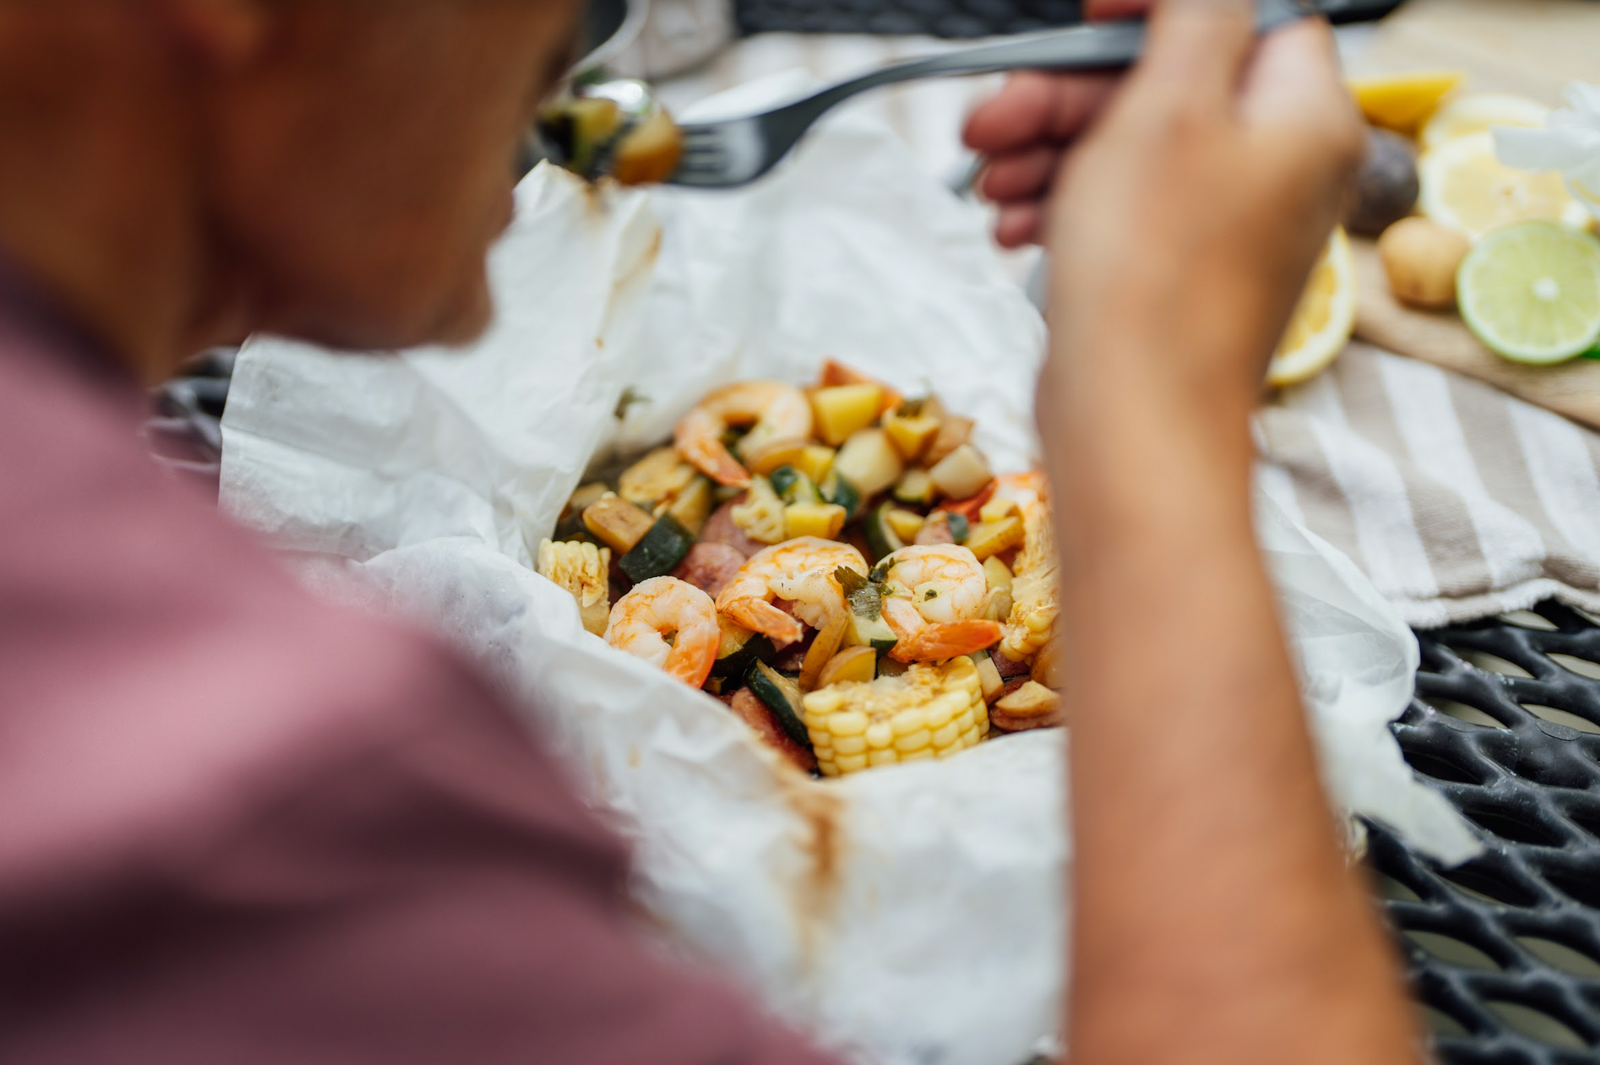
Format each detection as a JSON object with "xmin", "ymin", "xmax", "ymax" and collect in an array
[{"xmin": 1458, "ymin": 222, "xmax": 1600, "ymax": 365}]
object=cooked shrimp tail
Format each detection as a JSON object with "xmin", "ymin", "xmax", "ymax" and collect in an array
[{"xmin": 882, "ymin": 598, "xmax": 1002, "ymax": 663}]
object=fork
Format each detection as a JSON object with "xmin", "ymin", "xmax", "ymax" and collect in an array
[{"xmin": 669, "ymin": 0, "xmax": 1313, "ymax": 188}]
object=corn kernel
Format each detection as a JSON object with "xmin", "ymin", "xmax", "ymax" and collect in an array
[
  {"xmin": 869, "ymin": 748, "xmax": 900, "ymax": 767},
  {"xmin": 890, "ymin": 707, "xmax": 927, "ymax": 734},
  {"xmin": 894, "ymin": 728, "xmax": 932, "ymax": 753},
  {"xmin": 826, "ymin": 709, "xmax": 867, "ymax": 736},
  {"xmin": 932, "ymin": 720, "xmax": 960, "ymax": 748},
  {"xmin": 865, "ymin": 722, "xmax": 894, "ymax": 749},
  {"xmin": 836, "ymin": 752, "xmax": 870, "ymax": 773},
  {"xmin": 902, "ymin": 748, "xmax": 936, "ymax": 762},
  {"xmin": 833, "ymin": 735, "xmax": 868, "ymax": 755}
]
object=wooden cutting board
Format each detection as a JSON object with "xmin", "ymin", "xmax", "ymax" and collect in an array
[{"xmin": 1341, "ymin": 0, "xmax": 1600, "ymax": 428}]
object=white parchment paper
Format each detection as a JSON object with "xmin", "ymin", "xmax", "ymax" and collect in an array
[{"xmin": 221, "ymin": 87, "xmax": 1478, "ymax": 1065}]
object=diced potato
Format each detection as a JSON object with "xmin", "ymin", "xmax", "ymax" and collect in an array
[
  {"xmin": 744, "ymin": 437, "xmax": 812, "ymax": 477},
  {"xmin": 971, "ymin": 654, "xmax": 1005, "ymax": 702},
  {"xmin": 794, "ymin": 445, "xmax": 836, "ymax": 486},
  {"xmin": 983, "ymin": 555, "xmax": 1014, "ymax": 593},
  {"xmin": 882, "ymin": 410, "xmax": 941, "ymax": 462},
  {"xmin": 666, "ymin": 475, "xmax": 714, "ymax": 536},
  {"xmin": 938, "ymin": 481, "xmax": 996, "ymax": 523},
  {"xmin": 619, "ymin": 447, "xmax": 698, "ymax": 508},
  {"xmin": 581, "ymin": 493, "xmax": 655, "ymax": 553},
  {"xmin": 818, "ymin": 645, "xmax": 877, "ymax": 688},
  {"xmin": 886, "ymin": 508, "xmax": 925, "ymax": 542},
  {"xmin": 811, "ymin": 384, "xmax": 884, "ymax": 446},
  {"xmin": 833, "ymin": 428, "xmax": 904, "ymax": 497},
  {"xmin": 892, "ymin": 467, "xmax": 939, "ymax": 507},
  {"xmin": 819, "ymin": 359, "xmax": 901, "ymax": 413},
  {"xmin": 1032, "ymin": 637, "xmax": 1064, "ymax": 689},
  {"xmin": 996, "ymin": 680, "xmax": 1062, "ymax": 719},
  {"xmin": 966, "ymin": 516, "xmax": 1024, "ymax": 561},
  {"xmin": 979, "ymin": 495, "xmax": 1019, "ymax": 525},
  {"xmin": 785, "ymin": 502, "xmax": 848, "ymax": 541},
  {"xmin": 924, "ymin": 414, "xmax": 975, "ymax": 466},
  {"xmin": 565, "ymin": 481, "xmax": 611, "ymax": 517},
  {"xmin": 928, "ymin": 443, "xmax": 993, "ymax": 501}
]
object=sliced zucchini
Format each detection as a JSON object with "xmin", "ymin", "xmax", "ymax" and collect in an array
[
  {"xmin": 946, "ymin": 512, "xmax": 970, "ymax": 544},
  {"xmin": 818, "ymin": 645, "xmax": 877, "ymax": 688},
  {"xmin": 748, "ymin": 660, "xmax": 811, "ymax": 748},
  {"xmin": 713, "ymin": 628, "xmax": 777, "ymax": 679},
  {"xmin": 865, "ymin": 500, "xmax": 907, "ymax": 562},
  {"xmin": 768, "ymin": 465, "xmax": 821, "ymax": 506},
  {"xmin": 819, "ymin": 471, "xmax": 862, "ymax": 520},
  {"xmin": 617, "ymin": 514, "xmax": 693, "ymax": 583},
  {"xmin": 845, "ymin": 611, "xmax": 898, "ymax": 654}
]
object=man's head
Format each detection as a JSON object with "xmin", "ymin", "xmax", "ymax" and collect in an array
[{"xmin": 0, "ymin": 0, "xmax": 585, "ymax": 372}]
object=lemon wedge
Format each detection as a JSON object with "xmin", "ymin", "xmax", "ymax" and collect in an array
[
  {"xmin": 1419, "ymin": 93, "xmax": 1551, "ymax": 152},
  {"xmin": 1458, "ymin": 222, "xmax": 1600, "ymax": 365},
  {"xmin": 1268, "ymin": 228, "xmax": 1357, "ymax": 388},
  {"xmin": 1349, "ymin": 70, "xmax": 1464, "ymax": 136},
  {"xmin": 1418, "ymin": 133, "xmax": 1591, "ymax": 241}
]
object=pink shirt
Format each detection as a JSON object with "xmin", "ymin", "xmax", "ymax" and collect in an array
[{"xmin": 0, "ymin": 271, "xmax": 838, "ymax": 1065}]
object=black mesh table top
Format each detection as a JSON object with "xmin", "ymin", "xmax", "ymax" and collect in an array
[{"xmin": 148, "ymin": 366, "xmax": 1600, "ymax": 1061}]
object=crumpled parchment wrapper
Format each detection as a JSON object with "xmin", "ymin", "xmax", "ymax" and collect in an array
[{"xmin": 220, "ymin": 85, "xmax": 1478, "ymax": 1065}]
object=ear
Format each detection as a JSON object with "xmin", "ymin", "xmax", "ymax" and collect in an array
[{"xmin": 150, "ymin": 0, "xmax": 274, "ymax": 68}]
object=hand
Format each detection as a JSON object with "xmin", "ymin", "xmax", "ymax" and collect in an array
[
  {"xmin": 963, "ymin": 0, "xmax": 1148, "ymax": 249},
  {"xmin": 1032, "ymin": 0, "xmax": 1364, "ymax": 423}
]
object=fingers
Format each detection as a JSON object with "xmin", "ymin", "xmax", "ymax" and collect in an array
[
  {"xmin": 1128, "ymin": 0, "xmax": 1256, "ymax": 109},
  {"xmin": 1240, "ymin": 18, "xmax": 1355, "ymax": 135},
  {"xmin": 994, "ymin": 203, "xmax": 1045, "ymax": 248},
  {"xmin": 963, "ymin": 71, "xmax": 1117, "ymax": 155},
  {"xmin": 980, "ymin": 146, "xmax": 1060, "ymax": 204},
  {"xmin": 1084, "ymin": 0, "xmax": 1153, "ymax": 18}
]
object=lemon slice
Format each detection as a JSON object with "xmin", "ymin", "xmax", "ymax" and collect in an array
[
  {"xmin": 1348, "ymin": 70, "xmax": 1464, "ymax": 136},
  {"xmin": 1419, "ymin": 93, "xmax": 1550, "ymax": 152},
  {"xmin": 1268, "ymin": 228, "xmax": 1357, "ymax": 388},
  {"xmin": 1418, "ymin": 133, "xmax": 1591, "ymax": 240},
  {"xmin": 1457, "ymin": 221, "xmax": 1600, "ymax": 364}
]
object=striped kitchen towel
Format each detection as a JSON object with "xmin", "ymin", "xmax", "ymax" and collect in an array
[{"xmin": 1258, "ymin": 341, "xmax": 1600, "ymax": 628}]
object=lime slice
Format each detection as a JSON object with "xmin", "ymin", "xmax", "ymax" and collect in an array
[{"xmin": 1458, "ymin": 222, "xmax": 1600, "ymax": 365}]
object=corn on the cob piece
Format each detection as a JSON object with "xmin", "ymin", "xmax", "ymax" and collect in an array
[
  {"xmin": 537, "ymin": 539, "xmax": 612, "ymax": 636},
  {"xmin": 731, "ymin": 474, "xmax": 787, "ymax": 544},
  {"xmin": 1000, "ymin": 497, "xmax": 1058, "ymax": 661},
  {"xmin": 802, "ymin": 657, "xmax": 989, "ymax": 777}
]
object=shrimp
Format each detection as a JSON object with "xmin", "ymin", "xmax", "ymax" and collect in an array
[
  {"xmin": 715, "ymin": 537, "xmax": 867, "ymax": 649},
  {"xmin": 877, "ymin": 544, "xmax": 1002, "ymax": 663},
  {"xmin": 674, "ymin": 380, "xmax": 814, "ymax": 488},
  {"xmin": 993, "ymin": 470, "xmax": 1059, "ymax": 662},
  {"xmin": 606, "ymin": 576, "xmax": 721, "ymax": 688}
]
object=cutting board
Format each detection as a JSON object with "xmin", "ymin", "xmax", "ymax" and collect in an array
[{"xmin": 1340, "ymin": 0, "xmax": 1600, "ymax": 428}]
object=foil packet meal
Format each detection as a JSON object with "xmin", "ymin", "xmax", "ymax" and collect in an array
[{"xmin": 220, "ymin": 80, "xmax": 1477, "ymax": 1065}]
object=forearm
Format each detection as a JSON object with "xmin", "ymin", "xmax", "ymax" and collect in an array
[{"xmin": 1047, "ymin": 357, "xmax": 1419, "ymax": 1064}]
